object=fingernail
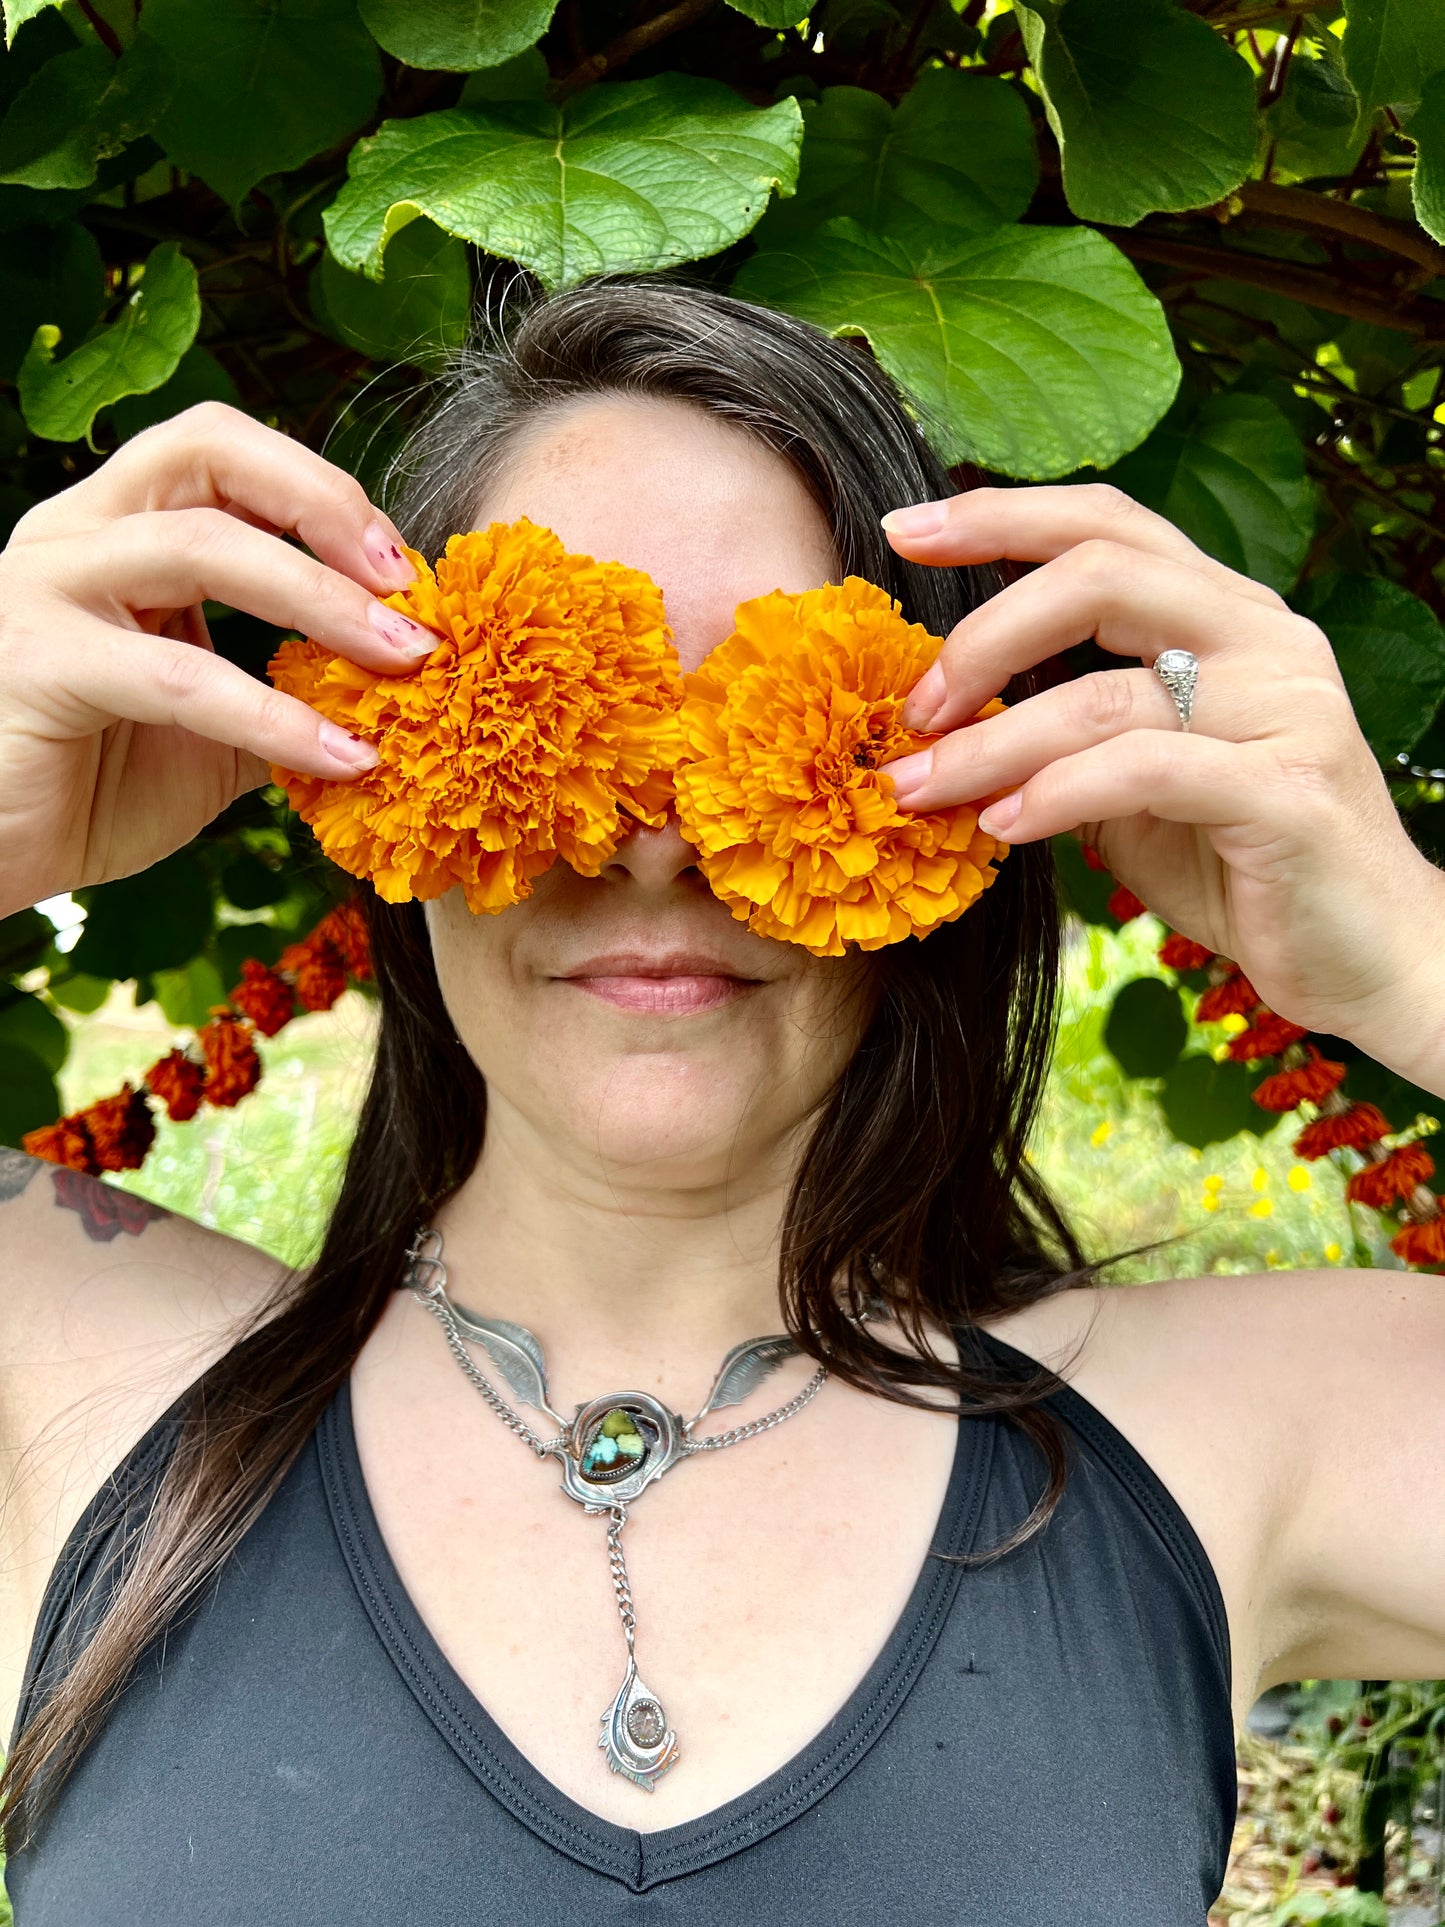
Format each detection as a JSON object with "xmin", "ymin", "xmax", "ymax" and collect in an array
[
  {"xmin": 901, "ymin": 662, "xmax": 947, "ymax": 730},
  {"xmin": 881, "ymin": 501, "xmax": 946, "ymax": 538},
  {"xmin": 881, "ymin": 749, "xmax": 933, "ymax": 809},
  {"xmin": 978, "ymin": 790, "xmax": 1022, "ymax": 837},
  {"xmin": 363, "ymin": 520, "xmax": 416, "ymax": 591},
  {"xmin": 369, "ymin": 601, "xmax": 437, "ymax": 658},
  {"xmin": 318, "ymin": 720, "xmax": 380, "ymax": 771}
]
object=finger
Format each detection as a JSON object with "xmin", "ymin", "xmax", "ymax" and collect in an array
[
  {"xmin": 881, "ymin": 665, "xmax": 1264, "ymax": 812},
  {"xmin": 55, "ymin": 507, "xmax": 441, "ymax": 674},
  {"xmin": 942, "ymin": 728, "xmax": 1262, "ymax": 846},
  {"xmin": 901, "ymin": 540, "xmax": 1338, "ymax": 735},
  {"xmin": 20, "ymin": 401, "xmax": 418, "ymax": 597},
  {"xmin": 27, "ymin": 609, "xmax": 384, "ymax": 780},
  {"xmin": 880, "ymin": 483, "xmax": 1283, "ymax": 613}
]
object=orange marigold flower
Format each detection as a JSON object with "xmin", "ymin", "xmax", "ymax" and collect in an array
[
  {"xmin": 145, "ymin": 1048, "xmax": 206, "ymax": 1123},
  {"xmin": 1107, "ymin": 883, "xmax": 1146, "ymax": 922},
  {"xmin": 80, "ymin": 1083, "xmax": 156, "ymax": 1172},
  {"xmin": 1159, "ymin": 932, "xmax": 1214, "ymax": 972},
  {"xmin": 1347, "ymin": 1143, "xmax": 1436, "ymax": 1209},
  {"xmin": 198, "ymin": 1014, "xmax": 262, "ymax": 1108},
  {"xmin": 22, "ymin": 1113, "xmax": 97, "ymax": 1174},
  {"xmin": 228, "ymin": 959, "xmax": 295, "ymax": 1038},
  {"xmin": 1251, "ymin": 1045, "xmax": 1347, "ymax": 1113},
  {"xmin": 280, "ymin": 935, "xmax": 348, "ymax": 1012},
  {"xmin": 1293, "ymin": 1102, "xmax": 1393, "ymax": 1160},
  {"xmin": 314, "ymin": 898, "xmax": 372, "ymax": 981},
  {"xmin": 1195, "ymin": 970, "xmax": 1260, "ymax": 1023},
  {"xmin": 1226, "ymin": 1012, "xmax": 1310, "ymax": 1062},
  {"xmin": 672, "ymin": 579, "xmax": 1008, "ymax": 957},
  {"xmin": 267, "ymin": 519, "xmax": 682, "ymax": 913},
  {"xmin": 1389, "ymin": 1211, "xmax": 1445, "ymax": 1266}
]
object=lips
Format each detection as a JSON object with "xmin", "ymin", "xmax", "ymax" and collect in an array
[{"xmin": 556, "ymin": 950, "xmax": 763, "ymax": 1015}]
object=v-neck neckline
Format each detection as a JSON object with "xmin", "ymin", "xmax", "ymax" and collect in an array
[{"xmin": 318, "ymin": 1346, "xmax": 998, "ymax": 1892}]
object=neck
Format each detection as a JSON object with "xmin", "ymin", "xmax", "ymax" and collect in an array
[{"xmin": 428, "ymin": 1098, "xmax": 801, "ymax": 1417}]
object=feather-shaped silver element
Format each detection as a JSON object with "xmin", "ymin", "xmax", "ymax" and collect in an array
[
  {"xmin": 446, "ymin": 1305, "xmax": 567, "ymax": 1429},
  {"xmin": 693, "ymin": 1332, "xmax": 800, "ymax": 1423},
  {"xmin": 598, "ymin": 1656, "xmax": 679, "ymax": 1791}
]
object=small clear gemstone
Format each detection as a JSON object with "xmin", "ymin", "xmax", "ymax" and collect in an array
[
  {"xmin": 1155, "ymin": 649, "xmax": 1195, "ymax": 677},
  {"xmin": 626, "ymin": 1700, "xmax": 666, "ymax": 1747}
]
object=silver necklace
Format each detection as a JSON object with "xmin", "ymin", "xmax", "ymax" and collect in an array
[{"xmin": 402, "ymin": 1223, "xmax": 870, "ymax": 1793}]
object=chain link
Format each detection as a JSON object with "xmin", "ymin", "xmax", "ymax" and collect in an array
[
  {"xmin": 679, "ymin": 1361, "xmax": 829, "ymax": 1452},
  {"xmin": 605, "ymin": 1505, "xmax": 636, "ymax": 1654}
]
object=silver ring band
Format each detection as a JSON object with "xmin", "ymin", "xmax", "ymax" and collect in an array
[{"xmin": 1152, "ymin": 648, "xmax": 1199, "ymax": 732}]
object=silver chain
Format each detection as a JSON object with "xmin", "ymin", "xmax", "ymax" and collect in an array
[
  {"xmin": 412, "ymin": 1282, "xmax": 568, "ymax": 1458},
  {"xmin": 605, "ymin": 1505, "xmax": 636, "ymax": 1654}
]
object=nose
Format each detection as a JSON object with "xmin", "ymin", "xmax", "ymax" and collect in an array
[{"xmin": 600, "ymin": 812, "xmax": 705, "ymax": 890}]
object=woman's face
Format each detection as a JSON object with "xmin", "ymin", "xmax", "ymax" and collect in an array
[{"xmin": 424, "ymin": 395, "xmax": 876, "ymax": 1195}]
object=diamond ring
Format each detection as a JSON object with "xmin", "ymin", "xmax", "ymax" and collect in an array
[{"xmin": 1152, "ymin": 648, "xmax": 1199, "ymax": 732}]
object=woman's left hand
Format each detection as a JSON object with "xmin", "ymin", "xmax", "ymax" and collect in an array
[{"xmin": 879, "ymin": 484, "xmax": 1445, "ymax": 1079}]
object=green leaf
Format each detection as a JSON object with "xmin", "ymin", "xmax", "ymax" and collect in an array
[
  {"xmin": 456, "ymin": 44, "xmax": 547, "ymax": 102},
  {"xmin": 17, "ymin": 238, "xmax": 200, "ymax": 445},
  {"xmin": 215, "ymin": 922, "xmax": 283, "ymax": 982},
  {"xmin": 0, "ymin": 217, "xmax": 103, "ymax": 381},
  {"xmin": 1342, "ymin": 0, "xmax": 1445, "ymax": 113},
  {"xmin": 2, "ymin": 0, "xmax": 65, "ymax": 43},
  {"xmin": 727, "ymin": 0, "xmax": 812, "ymax": 24},
  {"xmin": 1410, "ymin": 67, "xmax": 1445, "ymax": 241},
  {"xmin": 152, "ymin": 954, "xmax": 226, "ymax": 1029},
  {"xmin": 104, "ymin": 343, "xmax": 238, "ymax": 442},
  {"xmin": 0, "ymin": 37, "xmax": 171, "ymax": 189},
  {"xmin": 1158, "ymin": 1052, "xmax": 1265, "ymax": 1151},
  {"xmin": 1292, "ymin": 572, "xmax": 1445, "ymax": 763},
  {"xmin": 45, "ymin": 971, "xmax": 111, "ymax": 1013},
  {"xmin": 0, "ymin": 1042, "xmax": 59, "ymax": 1148},
  {"xmin": 1264, "ymin": 50, "xmax": 1368, "ymax": 183},
  {"xmin": 358, "ymin": 0, "xmax": 557, "ymax": 71},
  {"xmin": 1103, "ymin": 975, "xmax": 1188, "ymax": 1079},
  {"xmin": 735, "ymin": 217, "xmax": 1179, "ymax": 479},
  {"xmin": 0, "ymin": 990, "xmax": 68, "ymax": 1074},
  {"xmin": 1013, "ymin": 0, "xmax": 1257, "ymax": 226},
  {"xmin": 323, "ymin": 76, "xmax": 804, "ymax": 288},
  {"xmin": 314, "ymin": 216, "xmax": 472, "ymax": 368},
  {"xmin": 1105, "ymin": 389, "xmax": 1316, "ymax": 593},
  {"xmin": 141, "ymin": 0, "xmax": 382, "ymax": 208},
  {"xmin": 757, "ymin": 71, "xmax": 1036, "ymax": 242},
  {"xmin": 70, "ymin": 850, "xmax": 214, "ymax": 981}
]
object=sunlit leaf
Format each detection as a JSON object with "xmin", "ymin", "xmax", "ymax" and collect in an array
[
  {"xmin": 357, "ymin": 0, "xmax": 558, "ymax": 73},
  {"xmin": 1410, "ymin": 67, "xmax": 1445, "ymax": 242},
  {"xmin": 1342, "ymin": 0, "xmax": 1445, "ymax": 113}
]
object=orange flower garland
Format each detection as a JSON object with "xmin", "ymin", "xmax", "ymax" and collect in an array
[
  {"xmin": 267, "ymin": 519, "xmax": 683, "ymax": 913},
  {"xmin": 673, "ymin": 579, "xmax": 1009, "ymax": 958}
]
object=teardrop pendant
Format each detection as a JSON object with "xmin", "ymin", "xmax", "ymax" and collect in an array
[{"xmin": 598, "ymin": 1654, "xmax": 680, "ymax": 1792}]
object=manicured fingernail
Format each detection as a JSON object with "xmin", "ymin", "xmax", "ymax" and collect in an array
[
  {"xmin": 318, "ymin": 720, "xmax": 379, "ymax": 771},
  {"xmin": 881, "ymin": 501, "xmax": 946, "ymax": 538},
  {"xmin": 901, "ymin": 662, "xmax": 947, "ymax": 729},
  {"xmin": 881, "ymin": 749, "xmax": 933, "ymax": 808},
  {"xmin": 978, "ymin": 790, "xmax": 1022, "ymax": 836},
  {"xmin": 369, "ymin": 601, "xmax": 436, "ymax": 657},
  {"xmin": 363, "ymin": 520, "xmax": 415, "ymax": 590}
]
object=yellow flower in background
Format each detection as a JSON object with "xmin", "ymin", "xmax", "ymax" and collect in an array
[
  {"xmin": 1287, "ymin": 1164, "xmax": 1312, "ymax": 1192},
  {"xmin": 673, "ymin": 578, "xmax": 1009, "ymax": 958},
  {"xmin": 1248, "ymin": 1197, "xmax": 1274, "ymax": 1218},
  {"xmin": 1324, "ymin": 1242, "xmax": 1343, "ymax": 1262},
  {"xmin": 1090, "ymin": 1119, "xmax": 1112, "ymax": 1147},
  {"xmin": 267, "ymin": 519, "xmax": 682, "ymax": 912}
]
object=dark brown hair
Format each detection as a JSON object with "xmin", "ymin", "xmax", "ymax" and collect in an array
[{"xmin": 2, "ymin": 276, "xmax": 1116, "ymax": 1851}]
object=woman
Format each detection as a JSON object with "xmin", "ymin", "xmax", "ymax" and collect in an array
[{"xmin": 0, "ymin": 279, "xmax": 1441, "ymax": 1924}]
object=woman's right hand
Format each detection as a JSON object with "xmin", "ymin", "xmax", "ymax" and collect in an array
[{"xmin": 0, "ymin": 400, "xmax": 444, "ymax": 918}]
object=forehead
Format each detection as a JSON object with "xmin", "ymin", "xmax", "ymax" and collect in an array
[{"xmin": 473, "ymin": 394, "xmax": 837, "ymax": 672}]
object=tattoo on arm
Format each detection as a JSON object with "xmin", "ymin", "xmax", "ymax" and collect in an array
[
  {"xmin": 50, "ymin": 1168, "xmax": 171, "ymax": 1242},
  {"xmin": 0, "ymin": 1147, "xmax": 43, "ymax": 1201}
]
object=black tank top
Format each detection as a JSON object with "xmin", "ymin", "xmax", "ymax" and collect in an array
[{"xmin": 5, "ymin": 1323, "xmax": 1236, "ymax": 1924}]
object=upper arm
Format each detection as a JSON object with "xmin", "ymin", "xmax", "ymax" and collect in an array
[{"xmin": 1260, "ymin": 1266, "xmax": 1445, "ymax": 1688}]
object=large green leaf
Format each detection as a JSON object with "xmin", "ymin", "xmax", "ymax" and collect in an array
[
  {"xmin": 0, "ymin": 1042, "xmax": 59, "ymax": 1147},
  {"xmin": 1104, "ymin": 976, "xmax": 1187, "ymax": 1079},
  {"xmin": 323, "ymin": 77, "xmax": 803, "ymax": 288},
  {"xmin": 0, "ymin": 217, "xmax": 102, "ymax": 380},
  {"xmin": 757, "ymin": 70, "xmax": 1036, "ymax": 242},
  {"xmin": 314, "ymin": 216, "xmax": 472, "ymax": 367},
  {"xmin": 1342, "ymin": 0, "xmax": 1445, "ymax": 113},
  {"xmin": 0, "ymin": 37, "xmax": 170, "ymax": 189},
  {"xmin": 1410, "ymin": 67, "xmax": 1445, "ymax": 242},
  {"xmin": 1105, "ymin": 389, "xmax": 1316, "ymax": 593},
  {"xmin": 105, "ymin": 342, "xmax": 238, "ymax": 442},
  {"xmin": 1292, "ymin": 572, "xmax": 1445, "ymax": 764},
  {"xmin": 18, "ymin": 238, "xmax": 199, "ymax": 445},
  {"xmin": 735, "ymin": 217, "xmax": 1179, "ymax": 479},
  {"xmin": 357, "ymin": 0, "xmax": 558, "ymax": 72},
  {"xmin": 1013, "ymin": 0, "xmax": 1257, "ymax": 226},
  {"xmin": 70, "ymin": 850, "xmax": 214, "ymax": 981},
  {"xmin": 1159, "ymin": 1052, "xmax": 1265, "ymax": 1150},
  {"xmin": 140, "ymin": 0, "xmax": 382, "ymax": 208}
]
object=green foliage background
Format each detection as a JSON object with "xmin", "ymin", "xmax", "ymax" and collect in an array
[{"xmin": 2, "ymin": 0, "xmax": 1445, "ymax": 1188}]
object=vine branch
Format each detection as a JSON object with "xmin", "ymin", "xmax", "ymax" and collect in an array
[
  {"xmin": 75, "ymin": 0, "xmax": 124, "ymax": 56},
  {"xmin": 1230, "ymin": 180, "xmax": 1445, "ymax": 281},
  {"xmin": 552, "ymin": 0, "xmax": 717, "ymax": 101}
]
